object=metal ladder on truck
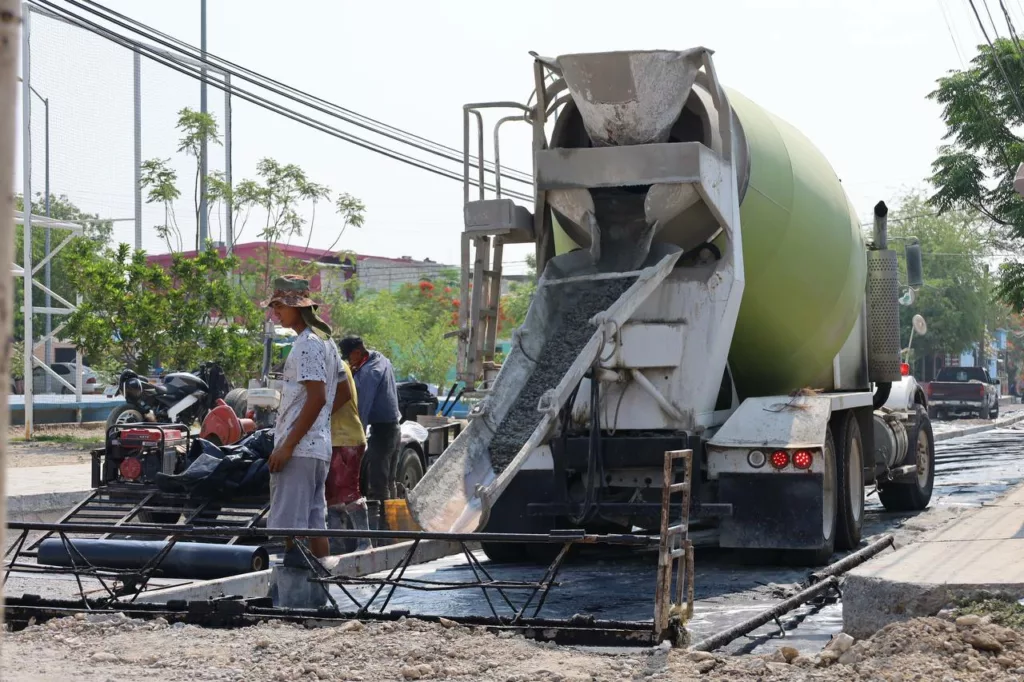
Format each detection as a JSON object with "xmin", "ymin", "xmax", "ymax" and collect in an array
[{"xmin": 455, "ymin": 104, "xmax": 537, "ymax": 394}]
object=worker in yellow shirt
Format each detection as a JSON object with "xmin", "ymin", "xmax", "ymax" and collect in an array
[{"xmin": 326, "ymin": 356, "xmax": 372, "ymax": 553}]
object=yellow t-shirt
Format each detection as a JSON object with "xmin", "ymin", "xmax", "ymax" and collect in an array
[{"xmin": 331, "ymin": 360, "xmax": 367, "ymax": 447}]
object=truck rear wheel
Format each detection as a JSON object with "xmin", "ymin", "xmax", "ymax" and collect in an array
[
  {"xmin": 878, "ymin": 405, "xmax": 934, "ymax": 512},
  {"xmin": 835, "ymin": 413, "xmax": 865, "ymax": 551}
]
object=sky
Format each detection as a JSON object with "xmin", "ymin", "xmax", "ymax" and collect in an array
[{"xmin": 12, "ymin": 0, "xmax": 1001, "ymax": 275}]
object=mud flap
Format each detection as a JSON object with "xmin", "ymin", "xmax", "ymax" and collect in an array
[{"xmin": 718, "ymin": 473, "xmax": 825, "ymax": 550}]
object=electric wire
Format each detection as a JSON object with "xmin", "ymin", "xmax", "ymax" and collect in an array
[
  {"xmin": 997, "ymin": 0, "xmax": 1024, "ymax": 61},
  {"xmin": 27, "ymin": 0, "xmax": 534, "ymax": 202},
  {"xmin": 62, "ymin": 0, "xmax": 534, "ymax": 186},
  {"xmin": 966, "ymin": 0, "xmax": 1024, "ymax": 119}
]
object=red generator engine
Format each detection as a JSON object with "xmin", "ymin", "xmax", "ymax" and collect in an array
[{"xmin": 98, "ymin": 423, "xmax": 190, "ymax": 487}]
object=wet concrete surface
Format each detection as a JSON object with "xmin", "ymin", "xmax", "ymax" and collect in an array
[{"xmin": 327, "ymin": 417, "xmax": 1024, "ymax": 654}]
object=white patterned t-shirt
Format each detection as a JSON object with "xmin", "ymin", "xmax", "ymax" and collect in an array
[{"xmin": 274, "ymin": 328, "xmax": 338, "ymax": 462}]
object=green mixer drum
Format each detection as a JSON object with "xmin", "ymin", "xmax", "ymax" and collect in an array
[
  {"xmin": 550, "ymin": 89, "xmax": 866, "ymax": 398},
  {"xmin": 725, "ymin": 90, "xmax": 866, "ymax": 397}
]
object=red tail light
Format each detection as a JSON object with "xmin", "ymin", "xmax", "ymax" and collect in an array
[
  {"xmin": 793, "ymin": 450, "xmax": 813, "ymax": 470},
  {"xmin": 926, "ymin": 383, "xmax": 933, "ymax": 398},
  {"xmin": 770, "ymin": 450, "xmax": 789, "ymax": 469},
  {"xmin": 980, "ymin": 384, "xmax": 986, "ymax": 397},
  {"xmin": 900, "ymin": 363, "xmax": 910, "ymax": 376},
  {"xmin": 119, "ymin": 456, "xmax": 142, "ymax": 481},
  {"xmin": 86, "ymin": 377, "xmax": 96, "ymax": 384}
]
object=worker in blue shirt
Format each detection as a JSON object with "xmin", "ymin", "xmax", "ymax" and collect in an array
[{"xmin": 339, "ymin": 336, "xmax": 402, "ymax": 535}]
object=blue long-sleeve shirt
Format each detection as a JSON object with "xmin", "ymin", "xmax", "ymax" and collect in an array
[{"xmin": 352, "ymin": 350, "xmax": 401, "ymax": 425}]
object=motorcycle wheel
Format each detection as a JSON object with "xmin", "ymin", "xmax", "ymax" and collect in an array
[{"xmin": 106, "ymin": 404, "xmax": 146, "ymax": 431}]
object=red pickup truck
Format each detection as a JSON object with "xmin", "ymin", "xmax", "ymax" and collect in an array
[{"xmin": 926, "ymin": 367, "xmax": 1001, "ymax": 420}]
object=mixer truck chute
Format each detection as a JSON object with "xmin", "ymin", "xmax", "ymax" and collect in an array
[{"xmin": 407, "ymin": 48, "xmax": 932, "ymax": 566}]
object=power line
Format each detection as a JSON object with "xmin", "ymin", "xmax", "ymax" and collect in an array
[
  {"xmin": 938, "ymin": 0, "xmax": 968, "ymax": 65},
  {"xmin": 997, "ymin": 0, "xmax": 1024, "ymax": 60},
  {"xmin": 64, "ymin": 0, "xmax": 534, "ymax": 186},
  {"xmin": 966, "ymin": 0, "xmax": 1024, "ymax": 119},
  {"xmin": 27, "ymin": 0, "xmax": 534, "ymax": 203}
]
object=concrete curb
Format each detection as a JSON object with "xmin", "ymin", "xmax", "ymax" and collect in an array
[
  {"xmin": 135, "ymin": 539, "xmax": 464, "ymax": 604},
  {"xmin": 6, "ymin": 490, "xmax": 88, "ymax": 517},
  {"xmin": 932, "ymin": 410, "xmax": 1024, "ymax": 443}
]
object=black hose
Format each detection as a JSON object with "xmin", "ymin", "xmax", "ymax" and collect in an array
[
  {"xmin": 570, "ymin": 373, "xmax": 603, "ymax": 525},
  {"xmin": 873, "ymin": 381, "xmax": 892, "ymax": 409}
]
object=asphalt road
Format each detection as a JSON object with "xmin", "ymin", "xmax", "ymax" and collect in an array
[{"xmin": 323, "ymin": 407, "xmax": 1024, "ymax": 654}]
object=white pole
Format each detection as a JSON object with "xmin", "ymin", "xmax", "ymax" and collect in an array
[
  {"xmin": 134, "ymin": 49, "xmax": 142, "ymax": 251},
  {"xmin": 21, "ymin": 1, "xmax": 33, "ymax": 439},
  {"xmin": 224, "ymin": 72, "xmax": 232, "ymax": 253},
  {"xmin": 1, "ymin": 0, "xmax": 25, "ymax": 628}
]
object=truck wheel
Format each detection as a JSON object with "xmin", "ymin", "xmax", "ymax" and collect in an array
[
  {"xmin": 835, "ymin": 413, "xmax": 865, "ymax": 551},
  {"xmin": 927, "ymin": 406, "xmax": 938, "ymax": 420},
  {"xmin": 395, "ymin": 446, "xmax": 425, "ymax": 499},
  {"xmin": 991, "ymin": 402, "xmax": 1000, "ymax": 420},
  {"xmin": 786, "ymin": 426, "xmax": 838, "ymax": 566},
  {"xmin": 878, "ymin": 405, "xmax": 935, "ymax": 512}
]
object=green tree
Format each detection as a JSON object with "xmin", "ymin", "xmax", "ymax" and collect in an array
[
  {"xmin": 175, "ymin": 107, "xmax": 222, "ymax": 250},
  {"xmin": 928, "ymin": 35, "xmax": 1024, "ymax": 306},
  {"xmin": 888, "ymin": 191, "xmax": 991, "ymax": 362},
  {"xmin": 328, "ymin": 287, "xmax": 456, "ymax": 385},
  {"xmin": 139, "ymin": 158, "xmax": 183, "ymax": 252},
  {"xmin": 502, "ymin": 253, "xmax": 537, "ymax": 330},
  {"xmin": 13, "ymin": 193, "xmax": 112, "ymax": 371},
  {"xmin": 62, "ymin": 243, "xmax": 263, "ymax": 384}
]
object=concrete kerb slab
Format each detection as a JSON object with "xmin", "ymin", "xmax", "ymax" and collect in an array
[
  {"xmin": 843, "ymin": 433, "xmax": 1024, "ymax": 639},
  {"xmin": 6, "ymin": 490, "xmax": 89, "ymax": 518},
  {"xmin": 135, "ymin": 538, "xmax": 466, "ymax": 604},
  {"xmin": 932, "ymin": 409, "xmax": 1024, "ymax": 443}
]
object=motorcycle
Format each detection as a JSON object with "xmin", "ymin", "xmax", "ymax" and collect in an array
[{"xmin": 106, "ymin": 361, "xmax": 233, "ymax": 430}]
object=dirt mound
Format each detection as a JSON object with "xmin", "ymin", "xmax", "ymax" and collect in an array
[
  {"xmin": 669, "ymin": 614, "xmax": 1024, "ymax": 680},
  {"xmin": 4, "ymin": 612, "xmax": 1024, "ymax": 681}
]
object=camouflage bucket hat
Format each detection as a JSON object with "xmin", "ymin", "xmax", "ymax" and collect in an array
[{"xmin": 261, "ymin": 275, "xmax": 320, "ymax": 309}]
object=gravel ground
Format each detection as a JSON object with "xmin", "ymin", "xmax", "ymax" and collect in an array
[
  {"xmin": 3, "ymin": 610, "xmax": 1024, "ymax": 681},
  {"xmin": 5, "ymin": 423, "xmax": 104, "ymax": 467}
]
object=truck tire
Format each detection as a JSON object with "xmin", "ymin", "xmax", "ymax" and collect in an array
[
  {"xmin": 991, "ymin": 401, "xmax": 1000, "ymax": 420},
  {"xmin": 835, "ymin": 413, "xmax": 865, "ymax": 551},
  {"xmin": 395, "ymin": 446, "xmax": 425, "ymax": 499},
  {"xmin": 878, "ymin": 405, "xmax": 935, "ymax": 512}
]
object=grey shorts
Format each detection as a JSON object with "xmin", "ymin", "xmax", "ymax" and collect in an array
[{"xmin": 268, "ymin": 456, "xmax": 329, "ymax": 531}]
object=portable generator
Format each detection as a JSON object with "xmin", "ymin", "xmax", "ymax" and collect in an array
[{"xmin": 99, "ymin": 423, "xmax": 190, "ymax": 487}]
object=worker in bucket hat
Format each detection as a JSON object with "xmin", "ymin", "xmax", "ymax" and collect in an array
[{"xmin": 262, "ymin": 275, "xmax": 339, "ymax": 563}]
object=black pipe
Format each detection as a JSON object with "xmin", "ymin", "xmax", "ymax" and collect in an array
[
  {"xmin": 808, "ymin": 534, "xmax": 895, "ymax": 583},
  {"xmin": 37, "ymin": 539, "xmax": 269, "ymax": 580},
  {"xmin": 689, "ymin": 577, "xmax": 839, "ymax": 652}
]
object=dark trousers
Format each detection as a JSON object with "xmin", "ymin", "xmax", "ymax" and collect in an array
[{"xmin": 361, "ymin": 422, "xmax": 401, "ymax": 502}]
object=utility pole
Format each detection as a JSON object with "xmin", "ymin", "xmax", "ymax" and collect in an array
[
  {"xmin": 134, "ymin": 50, "xmax": 142, "ymax": 251},
  {"xmin": 1, "ymin": 0, "xmax": 24, "ymax": 629},
  {"xmin": 21, "ymin": 0, "xmax": 33, "ymax": 437},
  {"xmin": 198, "ymin": 0, "xmax": 208, "ymax": 250}
]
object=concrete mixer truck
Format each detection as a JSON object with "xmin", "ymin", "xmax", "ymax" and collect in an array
[{"xmin": 407, "ymin": 48, "xmax": 932, "ymax": 566}]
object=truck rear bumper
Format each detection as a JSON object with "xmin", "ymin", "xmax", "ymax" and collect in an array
[{"xmin": 717, "ymin": 472, "xmax": 825, "ymax": 550}]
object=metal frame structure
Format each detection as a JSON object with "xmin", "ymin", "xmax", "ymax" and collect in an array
[
  {"xmin": 4, "ymin": 520, "xmax": 685, "ymax": 645},
  {"xmin": 17, "ymin": 3, "xmax": 235, "ymax": 437}
]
